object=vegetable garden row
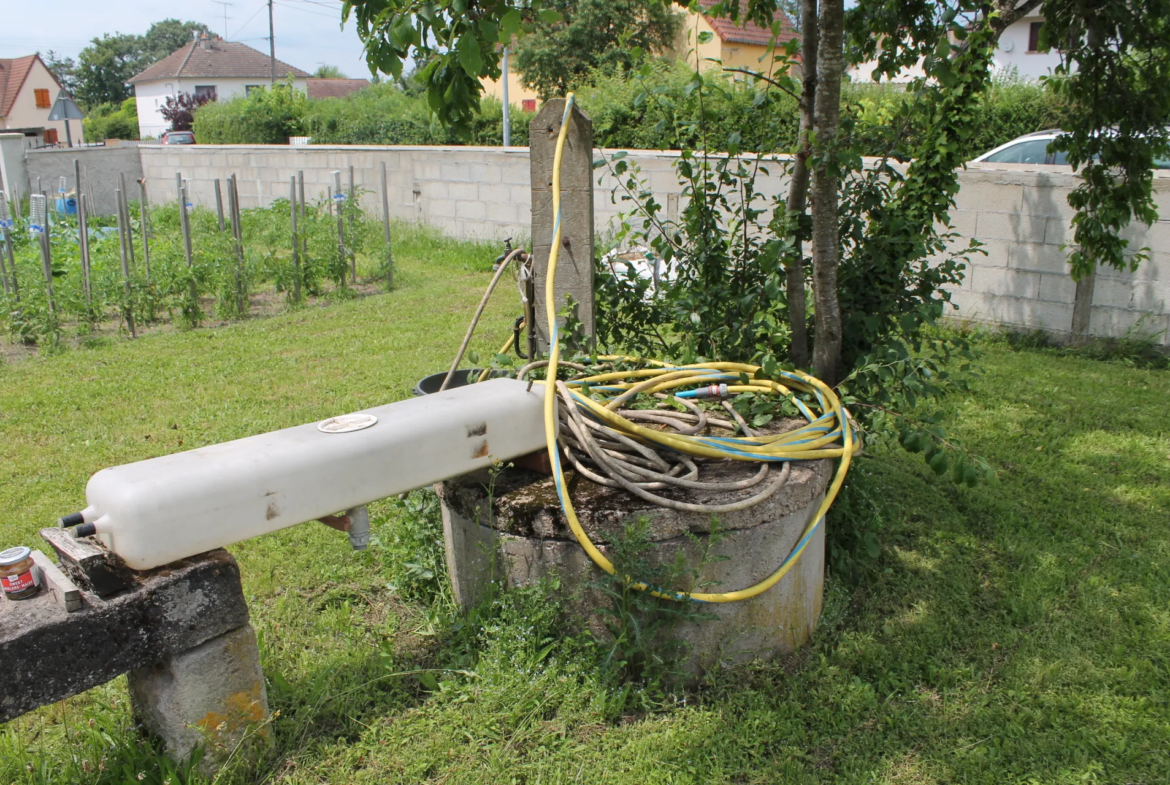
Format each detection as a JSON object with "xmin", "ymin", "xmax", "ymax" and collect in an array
[{"xmin": 0, "ymin": 165, "xmax": 394, "ymax": 351}]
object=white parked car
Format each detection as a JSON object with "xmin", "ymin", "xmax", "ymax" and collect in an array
[{"xmin": 972, "ymin": 130, "xmax": 1170, "ymax": 168}]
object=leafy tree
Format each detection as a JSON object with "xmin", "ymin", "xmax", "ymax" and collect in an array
[
  {"xmin": 71, "ymin": 19, "xmax": 211, "ymax": 108},
  {"xmin": 160, "ymin": 92, "xmax": 212, "ymax": 132},
  {"xmin": 345, "ymin": 0, "xmax": 1170, "ymax": 382},
  {"xmin": 140, "ymin": 19, "xmax": 211, "ymax": 63},
  {"xmin": 74, "ymin": 33, "xmax": 142, "ymax": 108},
  {"xmin": 512, "ymin": 0, "xmax": 682, "ymax": 99},
  {"xmin": 313, "ymin": 64, "xmax": 349, "ymax": 78},
  {"xmin": 40, "ymin": 50, "xmax": 79, "ymax": 96}
]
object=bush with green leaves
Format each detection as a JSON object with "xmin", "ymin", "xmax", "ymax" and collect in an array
[{"xmin": 82, "ymin": 97, "xmax": 139, "ymax": 141}]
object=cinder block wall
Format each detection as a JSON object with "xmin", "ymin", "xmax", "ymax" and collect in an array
[
  {"xmin": 26, "ymin": 146, "xmax": 144, "ymax": 218},
  {"xmin": 126, "ymin": 144, "xmax": 1169, "ymax": 346}
]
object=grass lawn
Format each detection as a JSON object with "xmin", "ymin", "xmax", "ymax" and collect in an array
[{"xmin": 1, "ymin": 232, "xmax": 1167, "ymax": 784}]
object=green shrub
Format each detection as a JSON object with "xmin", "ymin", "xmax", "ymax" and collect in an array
[
  {"xmin": 194, "ymin": 80, "xmax": 309, "ymax": 144},
  {"xmin": 83, "ymin": 97, "xmax": 139, "ymax": 141}
]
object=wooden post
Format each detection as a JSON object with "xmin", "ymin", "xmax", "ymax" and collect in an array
[
  {"xmin": 176, "ymin": 173, "xmax": 197, "ymax": 317},
  {"xmin": 347, "ymin": 164, "xmax": 356, "ymax": 283},
  {"xmin": 119, "ymin": 173, "xmax": 135, "ymax": 271},
  {"xmin": 37, "ymin": 195, "xmax": 55, "ymax": 318},
  {"xmin": 290, "ymin": 176, "xmax": 300, "ymax": 303},
  {"xmin": 1070, "ymin": 270, "xmax": 1096, "ymax": 346},
  {"xmin": 297, "ymin": 170, "xmax": 306, "ymax": 261},
  {"xmin": 228, "ymin": 175, "xmax": 246, "ymax": 315},
  {"xmin": 380, "ymin": 161, "xmax": 393, "ymax": 290},
  {"xmin": 0, "ymin": 190, "xmax": 12, "ymax": 297},
  {"xmin": 139, "ymin": 180, "xmax": 151, "ymax": 280},
  {"xmin": 78, "ymin": 194, "xmax": 92, "ymax": 310},
  {"xmin": 114, "ymin": 188, "xmax": 136, "ymax": 337},
  {"xmin": 214, "ymin": 179, "xmax": 226, "ymax": 232},
  {"xmin": 529, "ymin": 99, "xmax": 596, "ymax": 353}
]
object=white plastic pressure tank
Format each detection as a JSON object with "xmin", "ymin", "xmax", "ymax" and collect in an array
[{"xmin": 81, "ymin": 378, "xmax": 549, "ymax": 570}]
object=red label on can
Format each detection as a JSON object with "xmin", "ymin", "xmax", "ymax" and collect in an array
[{"xmin": 1, "ymin": 569, "xmax": 37, "ymax": 594}]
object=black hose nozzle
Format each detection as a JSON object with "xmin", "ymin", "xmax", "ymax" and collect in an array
[
  {"xmin": 74, "ymin": 523, "xmax": 97, "ymax": 538},
  {"xmin": 58, "ymin": 512, "xmax": 85, "ymax": 528}
]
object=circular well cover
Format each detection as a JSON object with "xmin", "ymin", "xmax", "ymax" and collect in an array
[{"xmin": 318, "ymin": 413, "xmax": 379, "ymax": 433}]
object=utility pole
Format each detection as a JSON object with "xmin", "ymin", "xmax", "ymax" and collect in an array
[
  {"xmin": 268, "ymin": 0, "xmax": 276, "ymax": 84},
  {"xmin": 502, "ymin": 46, "xmax": 511, "ymax": 148},
  {"xmin": 211, "ymin": 1, "xmax": 232, "ymax": 39}
]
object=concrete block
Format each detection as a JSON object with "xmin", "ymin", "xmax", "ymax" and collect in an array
[
  {"xmin": 1010, "ymin": 241, "xmax": 1070, "ymax": 274},
  {"xmin": 971, "ymin": 266, "xmax": 1041, "ymax": 299},
  {"xmin": 948, "ymin": 208, "xmax": 978, "ymax": 237},
  {"xmin": 447, "ymin": 182, "xmax": 478, "ymax": 201},
  {"xmin": 477, "ymin": 182, "xmax": 511, "ymax": 205},
  {"xmin": 455, "ymin": 200, "xmax": 487, "ymax": 221},
  {"xmin": 1022, "ymin": 186, "xmax": 1077, "ymax": 220},
  {"xmin": 1093, "ymin": 277, "xmax": 1170, "ymax": 312},
  {"xmin": 976, "ymin": 211, "xmax": 1047, "ymax": 243},
  {"xmin": 1038, "ymin": 273, "xmax": 1077, "ymax": 303},
  {"xmin": 129, "ymin": 625, "xmax": 270, "ymax": 775},
  {"xmin": 954, "ymin": 179, "xmax": 1022, "ymax": 212},
  {"xmin": 440, "ymin": 161, "xmax": 474, "ymax": 182},
  {"xmin": 970, "ymin": 238, "xmax": 1011, "ymax": 267},
  {"xmin": 467, "ymin": 163, "xmax": 502, "ymax": 184},
  {"xmin": 0, "ymin": 549, "xmax": 249, "ymax": 723},
  {"xmin": 1045, "ymin": 216, "xmax": 1072, "ymax": 246}
]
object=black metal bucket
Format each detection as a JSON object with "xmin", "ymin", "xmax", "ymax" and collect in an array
[{"xmin": 414, "ymin": 369, "xmax": 510, "ymax": 396}]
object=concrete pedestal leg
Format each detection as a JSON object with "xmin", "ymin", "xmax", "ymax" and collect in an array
[{"xmin": 128, "ymin": 624, "xmax": 270, "ymax": 775}]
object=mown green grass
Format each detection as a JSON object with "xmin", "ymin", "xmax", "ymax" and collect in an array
[{"xmin": 1, "ymin": 240, "xmax": 1167, "ymax": 783}]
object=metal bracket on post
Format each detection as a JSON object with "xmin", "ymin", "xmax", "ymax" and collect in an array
[{"xmin": 529, "ymin": 99, "xmax": 596, "ymax": 355}]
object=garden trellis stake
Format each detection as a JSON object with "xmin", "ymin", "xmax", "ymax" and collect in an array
[
  {"xmin": 176, "ymin": 173, "xmax": 197, "ymax": 316},
  {"xmin": 290, "ymin": 176, "xmax": 301, "ymax": 303},
  {"xmin": 139, "ymin": 180, "xmax": 151, "ymax": 280},
  {"xmin": 30, "ymin": 194, "xmax": 55, "ymax": 318},
  {"xmin": 347, "ymin": 165, "xmax": 356, "ymax": 283},
  {"xmin": 214, "ymin": 179, "xmax": 226, "ymax": 232},
  {"xmin": 381, "ymin": 161, "xmax": 393, "ymax": 290},
  {"xmin": 113, "ymin": 188, "xmax": 136, "ymax": 338},
  {"xmin": 73, "ymin": 160, "xmax": 92, "ymax": 308}
]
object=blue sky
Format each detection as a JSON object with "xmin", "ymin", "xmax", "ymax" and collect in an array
[{"xmin": 0, "ymin": 0, "xmax": 372, "ymax": 79}]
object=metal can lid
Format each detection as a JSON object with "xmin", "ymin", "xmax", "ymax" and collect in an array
[{"xmin": 0, "ymin": 546, "xmax": 32, "ymax": 566}]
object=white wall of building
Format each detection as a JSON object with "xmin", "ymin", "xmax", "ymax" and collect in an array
[
  {"xmin": 135, "ymin": 77, "xmax": 309, "ymax": 139},
  {"xmin": 992, "ymin": 12, "xmax": 1064, "ymax": 80},
  {"xmin": 1, "ymin": 58, "xmax": 83, "ymax": 145}
]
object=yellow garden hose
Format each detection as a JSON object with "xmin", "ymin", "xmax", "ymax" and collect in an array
[{"xmin": 537, "ymin": 94, "xmax": 859, "ymax": 603}]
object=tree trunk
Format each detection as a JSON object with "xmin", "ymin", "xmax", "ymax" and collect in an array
[
  {"xmin": 810, "ymin": 0, "xmax": 844, "ymax": 386},
  {"xmin": 783, "ymin": 0, "xmax": 818, "ymax": 370}
]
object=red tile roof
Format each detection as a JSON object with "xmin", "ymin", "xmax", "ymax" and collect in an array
[
  {"xmin": 699, "ymin": 0, "xmax": 798, "ymax": 47},
  {"xmin": 0, "ymin": 55, "xmax": 43, "ymax": 118},
  {"xmin": 129, "ymin": 39, "xmax": 309, "ymax": 84},
  {"xmin": 306, "ymin": 78, "xmax": 370, "ymax": 100}
]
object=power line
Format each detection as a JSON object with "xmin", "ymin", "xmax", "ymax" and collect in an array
[
  {"xmin": 273, "ymin": 1, "xmax": 341, "ymax": 19},
  {"xmin": 230, "ymin": 2, "xmax": 267, "ymax": 39}
]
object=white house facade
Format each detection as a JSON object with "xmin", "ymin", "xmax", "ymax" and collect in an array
[
  {"xmin": 849, "ymin": 7, "xmax": 1066, "ymax": 84},
  {"xmin": 129, "ymin": 36, "xmax": 309, "ymax": 139}
]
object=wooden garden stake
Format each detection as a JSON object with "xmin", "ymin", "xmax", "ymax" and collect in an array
[
  {"xmin": 290, "ymin": 176, "xmax": 300, "ymax": 303},
  {"xmin": 380, "ymin": 161, "xmax": 393, "ymax": 290},
  {"xmin": 0, "ymin": 189, "xmax": 15, "ymax": 298},
  {"xmin": 227, "ymin": 174, "xmax": 246, "ymax": 315},
  {"xmin": 113, "ymin": 188, "xmax": 136, "ymax": 337},
  {"xmin": 214, "ymin": 179, "xmax": 226, "ymax": 231},
  {"xmin": 176, "ymin": 173, "xmax": 197, "ymax": 317},
  {"xmin": 119, "ymin": 173, "xmax": 135, "ymax": 271},
  {"xmin": 138, "ymin": 180, "xmax": 151, "ymax": 280},
  {"xmin": 73, "ymin": 160, "xmax": 92, "ymax": 307}
]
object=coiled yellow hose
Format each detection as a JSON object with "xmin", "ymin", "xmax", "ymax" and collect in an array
[{"xmin": 537, "ymin": 94, "xmax": 859, "ymax": 603}]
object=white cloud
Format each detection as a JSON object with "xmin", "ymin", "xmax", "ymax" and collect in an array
[{"xmin": 1, "ymin": 0, "xmax": 373, "ymax": 79}]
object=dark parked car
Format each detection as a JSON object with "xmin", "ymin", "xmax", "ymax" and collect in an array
[{"xmin": 161, "ymin": 131, "xmax": 195, "ymax": 145}]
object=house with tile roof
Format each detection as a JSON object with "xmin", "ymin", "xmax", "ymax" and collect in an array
[
  {"xmin": 0, "ymin": 54, "xmax": 84, "ymax": 147},
  {"xmin": 306, "ymin": 78, "xmax": 371, "ymax": 101},
  {"xmin": 480, "ymin": 0, "xmax": 798, "ymax": 111},
  {"xmin": 129, "ymin": 34, "xmax": 310, "ymax": 139}
]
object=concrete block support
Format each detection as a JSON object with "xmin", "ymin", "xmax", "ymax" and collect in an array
[
  {"xmin": 530, "ymin": 100, "xmax": 596, "ymax": 351},
  {"xmin": 129, "ymin": 625, "xmax": 270, "ymax": 775}
]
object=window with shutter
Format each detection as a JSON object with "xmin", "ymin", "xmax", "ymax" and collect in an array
[
  {"xmin": 35, "ymin": 88, "xmax": 51, "ymax": 108},
  {"xmin": 44, "ymin": 128, "xmax": 58, "ymax": 145},
  {"xmin": 522, "ymin": 99, "xmax": 536, "ymax": 113}
]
